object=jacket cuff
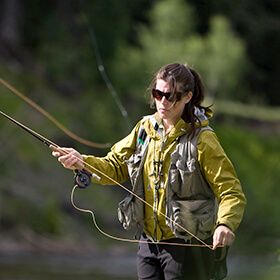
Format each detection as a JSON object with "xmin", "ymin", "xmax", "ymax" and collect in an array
[{"xmin": 215, "ymin": 221, "xmax": 234, "ymax": 232}]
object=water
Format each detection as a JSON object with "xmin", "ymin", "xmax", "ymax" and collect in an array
[
  {"xmin": 0, "ymin": 251, "xmax": 137, "ymax": 280},
  {"xmin": 227, "ymin": 254, "xmax": 280, "ymax": 280},
  {"xmin": 0, "ymin": 251, "xmax": 279, "ymax": 280}
]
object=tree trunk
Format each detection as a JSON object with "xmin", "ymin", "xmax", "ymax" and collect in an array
[{"xmin": 0, "ymin": 0, "xmax": 21, "ymax": 47}]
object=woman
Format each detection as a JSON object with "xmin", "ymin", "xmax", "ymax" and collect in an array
[{"xmin": 53, "ymin": 63, "xmax": 246, "ymax": 280}]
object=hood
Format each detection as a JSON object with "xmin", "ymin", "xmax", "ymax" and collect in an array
[{"xmin": 195, "ymin": 106, "xmax": 213, "ymax": 123}]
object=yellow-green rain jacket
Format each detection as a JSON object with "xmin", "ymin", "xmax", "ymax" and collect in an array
[{"xmin": 83, "ymin": 109, "xmax": 247, "ymax": 241}]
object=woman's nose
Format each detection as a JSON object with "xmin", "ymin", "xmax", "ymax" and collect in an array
[{"xmin": 161, "ymin": 96, "xmax": 168, "ymax": 103}]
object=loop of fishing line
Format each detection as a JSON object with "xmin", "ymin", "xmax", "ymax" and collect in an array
[
  {"xmin": 69, "ymin": 155, "xmax": 213, "ymax": 249},
  {"xmin": 0, "ymin": 77, "xmax": 111, "ymax": 148},
  {"xmin": 71, "ymin": 185, "xmax": 215, "ymax": 249}
]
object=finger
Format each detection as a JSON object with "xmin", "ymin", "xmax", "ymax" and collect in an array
[
  {"xmin": 60, "ymin": 153, "xmax": 85, "ymax": 170},
  {"xmin": 213, "ymin": 230, "xmax": 235, "ymax": 249},
  {"xmin": 213, "ymin": 238, "xmax": 219, "ymax": 250},
  {"xmin": 212, "ymin": 235, "xmax": 219, "ymax": 250},
  {"xmin": 49, "ymin": 145, "xmax": 67, "ymax": 156},
  {"xmin": 52, "ymin": 151, "xmax": 58, "ymax": 156},
  {"xmin": 65, "ymin": 157, "xmax": 78, "ymax": 168},
  {"xmin": 52, "ymin": 151, "xmax": 61, "ymax": 157},
  {"xmin": 59, "ymin": 154, "xmax": 77, "ymax": 168},
  {"xmin": 213, "ymin": 230, "xmax": 225, "ymax": 250}
]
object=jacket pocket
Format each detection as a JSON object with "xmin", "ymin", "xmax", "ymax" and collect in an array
[
  {"xmin": 169, "ymin": 158, "xmax": 213, "ymax": 198},
  {"xmin": 167, "ymin": 198, "xmax": 216, "ymax": 240},
  {"xmin": 169, "ymin": 158, "xmax": 197, "ymax": 198},
  {"xmin": 117, "ymin": 193, "xmax": 144, "ymax": 230}
]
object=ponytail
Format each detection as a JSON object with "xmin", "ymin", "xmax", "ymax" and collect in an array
[{"xmin": 181, "ymin": 66, "xmax": 207, "ymax": 139}]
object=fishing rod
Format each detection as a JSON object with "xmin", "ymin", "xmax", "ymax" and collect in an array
[
  {"xmin": 0, "ymin": 111, "xmax": 217, "ymax": 250},
  {"xmin": 0, "ymin": 110, "xmax": 100, "ymax": 188}
]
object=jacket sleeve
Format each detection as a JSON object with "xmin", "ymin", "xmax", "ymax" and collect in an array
[
  {"xmin": 82, "ymin": 121, "xmax": 142, "ymax": 185},
  {"xmin": 197, "ymin": 130, "xmax": 247, "ymax": 232}
]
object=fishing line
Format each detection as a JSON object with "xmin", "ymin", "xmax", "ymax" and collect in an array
[
  {"xmin": 0, "ymin": 77, "xmax": 111, "ymax": 148},
  {"xmin": 71, "ymin": 185, "xmax": 216, "ymax": 248},
  {"xmin": 83, "ymin": 14, "xmax": 132, "ymax": 131},
  {"xmin": 0, "ymin": 110, "xmax": 215, "ymax": 250}
]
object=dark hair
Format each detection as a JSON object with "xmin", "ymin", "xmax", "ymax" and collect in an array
[{"xmin": 149, "ymin": 63, "xmax": 207, "ymax": 138}]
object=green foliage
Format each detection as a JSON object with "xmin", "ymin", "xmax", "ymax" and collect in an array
[
  {"xmin": 0, "ymin": 0, "xmax": 279, "ymax": 257},
  {"xmin": 1, "ymin": 193, "xmax": 62, "ymax": 235},
  {"xmin": 193, "ymin": 15, "xmax": 248, "ymax": 100},
  {"xmin": 213, "ymin": 122, "xmax": 280, "ymax": 242},
  {"xmin": 137, "ymin": 0, "xmax": 196, "ymax": 67},
  {"xmin": 112, "ymin": 0, "xmax": 248, "ymax": 103},
  {"xmin": 144, "ymin": 0, "xmax": 195, "ymax": 43},
  {"xmin": 211, "ymin": 99, "xmax": 280, "ymax": 122}
]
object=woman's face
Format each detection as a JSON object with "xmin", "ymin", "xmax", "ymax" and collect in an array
[{"xmin": 154, "ymin": 79, "xmax": 192, "ymax": 125}]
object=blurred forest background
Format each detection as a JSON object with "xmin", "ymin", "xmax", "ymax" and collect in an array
[{"xmin": 0, "ymin": 0, "xmax": 280, "ymax": 278}]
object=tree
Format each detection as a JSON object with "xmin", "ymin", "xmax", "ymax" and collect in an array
[
  {"xmin": 0, "ymin": 0, "xmax": 21, "ymax": 47},
  {"xmin": 112, "ymin": 0, "xmax": 248, "ymax": 102},
  {"xmin": 189, "ymin": 15, "xmax": 248, "ymax": 100},
  {"xmin": 188, "ymin": 0, "xmax": 280, "ymax": 105}
]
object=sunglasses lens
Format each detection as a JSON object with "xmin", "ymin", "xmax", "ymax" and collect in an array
[
  {"xmin": 164, "ymin": 92, "xmax": 171, "ymax": 101},
  {"xmin": 152, "ymin": 89, "xmax": 162, "ymax": 100},
  {"xmin": 152, "ymin": 89, "xmax": 171, "ymax": 101}
]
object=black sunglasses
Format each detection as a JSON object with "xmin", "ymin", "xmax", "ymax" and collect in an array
[
  {"xmin": 152, "ymin": 88, "xmax": 183, "ymax": 102},
  {"xmin": 152, "ymin": 88, "xmax": 172, "ymax": 101}
]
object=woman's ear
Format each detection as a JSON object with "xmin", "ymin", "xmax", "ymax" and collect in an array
[{"xmin": 185, "ymin": 91, "xmax": 193, "ymax": 104}]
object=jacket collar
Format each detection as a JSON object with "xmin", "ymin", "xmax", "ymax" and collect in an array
[{"xmin": 142, "ymin": 107, "xmax": 212, "ymax": 140}]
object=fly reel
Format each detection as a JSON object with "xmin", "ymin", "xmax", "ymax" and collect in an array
[{"xmin": 74, "ymin": 170, "xmax": 92, "ymax": 188}]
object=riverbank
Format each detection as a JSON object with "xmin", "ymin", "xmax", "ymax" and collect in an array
[
  {"xmin": 0, "ymin": 249, "xmax": 279, "ymax": 280},
  {"xmin": 0, "ymin": 227, "xmax": 279, "ymax": 280},
  {"xmin": 0, "ymin": 234, "xmax": 279, "ymax": 280}
]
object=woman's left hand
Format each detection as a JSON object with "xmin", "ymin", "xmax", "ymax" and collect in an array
[{"xmin": 213, "ymin": 225, "xmax": 235, "ymax": 250}]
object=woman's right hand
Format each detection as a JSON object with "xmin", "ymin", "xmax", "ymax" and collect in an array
[{"xmin": 52, "ymin": 147, "xmax": 84, "ymax": 170}]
